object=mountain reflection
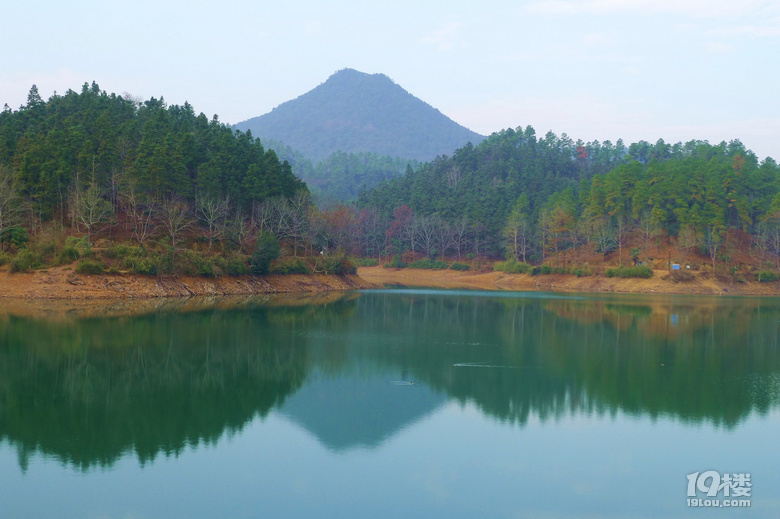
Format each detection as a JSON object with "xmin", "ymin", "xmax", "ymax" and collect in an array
[{"xmin": 1, "ymin": 291, "xmax": 779, "ymax": 471}]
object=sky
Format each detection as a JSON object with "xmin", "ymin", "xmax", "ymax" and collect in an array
[{"xmin": 2, "ymin": 0, "xmax": 779, "ymax": 160}]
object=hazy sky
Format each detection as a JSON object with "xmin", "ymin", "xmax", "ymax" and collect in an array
[{"xmin": 3, "ymin": 0, "xmax": 779, "ymax": 160}]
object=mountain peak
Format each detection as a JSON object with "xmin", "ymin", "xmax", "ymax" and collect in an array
[{"xmin": 234, "ymin": 70, "xmax": 484, "ymax": 162}]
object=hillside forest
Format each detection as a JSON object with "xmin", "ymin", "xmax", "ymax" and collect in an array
[{"xmin": 2, "ymin": 84, "xmax": 780, "ymax": 281}]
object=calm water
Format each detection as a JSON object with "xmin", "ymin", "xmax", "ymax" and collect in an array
[{"xmin": 1, "ymin": 289, "xmax": 779, "ymax": 518}]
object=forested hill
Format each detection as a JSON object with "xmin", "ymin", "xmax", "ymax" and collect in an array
[
  {"xmin": 0, "ymin": 82, "xmax": 306, "ymax": 219},
  {"xmin": 358, "ymin": 127, "xmax": 629, "ymax": 253},
  {"xmin": 234, "ymin": 69, "xmax": 485, "ymax": 162},
  {"xmin": 358, "ymin": 126, "xmax": 780, "ymax": 261}
]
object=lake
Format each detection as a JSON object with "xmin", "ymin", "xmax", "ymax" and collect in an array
[{"xmin": 1, "ymin": 289, "xmax": 778, "ymax": 518}]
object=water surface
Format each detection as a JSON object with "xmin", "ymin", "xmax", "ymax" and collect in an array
[{"xmin": 1, "ymin": 290, "xmax": 778, "ymax": 517}]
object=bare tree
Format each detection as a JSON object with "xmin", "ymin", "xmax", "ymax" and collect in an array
[
  {"xmin": 160, "ymin": 196, "xmax": 193, "ymax": 254},
  {"xmin": 638, "ymin": 212, "xmax": 659, "ymax": 251},
  {"xmin": 751, "ymin": 222, "xmax": 771, "ymax": 279},
  {"xmin": 280, "ymin": 191, "xmax": 311, "ymax": 256},
  {"xmin": 70, "ymin": 180, "xmax": 113, "ymax": 246},
  {"xmin": 591, "ymin": 218, "xmax": 615, "ymax": 272},
  {"xmin": 504, "ymin": 211, "xmax": 531, "ymax": 263},
  {"xmin": 196, "ymin": 194, "xmax": 231, "ymax": 252},
  {"xmin": 358, "ymin": 207, "xmax": 386, "ymax": 259},
  {"xmin": 0, "ymin": 166, "xmax": 25, "ymax": 248},
  {"xmin": 678, "ymin": 224, "xmax": 698, "ymax": 268},
  {"xmin": 233, "ymin": 207, "xmax": 258, "ymax": 254},
  {"xmin": 121, "ymin": 178, "xmax": 157, "ymax": 247},
  {"xmin": 433, "ymin": 216, "xmax": 451, "ymax": 259},
  {"xmin": 450, "ymin": 216, "xmax": 470, "ymax": 260},
  {"xmin": 415, "ymin": 215, "xmax": 438, "ymax": 257}
]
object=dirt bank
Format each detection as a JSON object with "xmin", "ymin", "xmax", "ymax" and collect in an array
[
  {"xmin": 357, "ymin": 266, "xmax": 780, "ymax": 296},
  {"xmin": 0, "ymin": 265, "xmax": 373, "ymax": 300}
]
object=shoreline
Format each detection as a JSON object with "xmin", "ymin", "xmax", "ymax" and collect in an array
[
  {"xmin": 0, "ymin": 265, "xmax": 372, "ymax": 300},
  {"xmin": 3, "ymin": 264, "xmax": 780, "ymax": 303},
  {"xmin": 356, "ymin": 266, "xmax": 780, "ymax": 297}
]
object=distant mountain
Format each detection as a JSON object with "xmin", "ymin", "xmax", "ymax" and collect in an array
[{"xmin": 234, "ymin": 69, "xmax": 485, "ymax": 162}]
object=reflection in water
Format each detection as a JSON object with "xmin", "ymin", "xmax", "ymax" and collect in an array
[{"xmin": 1, "ymin": 291, "xmax": 779, "ymax": 472}]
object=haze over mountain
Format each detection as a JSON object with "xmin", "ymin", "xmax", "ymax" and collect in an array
[{"xmin": 234, "ymin": 69, "xmax": 485, "ymax": 162}]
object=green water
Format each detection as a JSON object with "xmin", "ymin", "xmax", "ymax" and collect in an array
[{"xmin": 1, "ymin": 289, "xmax": 778, "ymax": 517}]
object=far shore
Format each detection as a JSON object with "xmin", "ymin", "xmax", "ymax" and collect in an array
[{"xmin": 356, "ymin": 266, "xmax": 780, "ymax": 297}]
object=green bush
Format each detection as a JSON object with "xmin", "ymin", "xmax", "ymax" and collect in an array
[
  {"xmin": 531, "ymin": 266, "xmax": 541, "ymax": 276},
  {"xmin": 350, "ymin": 257, "xmax": 379, "ymax": 267},
  {"xmin": 104, "ymin": 244, "xmax": 143, "ymax": 260},
  {"xmin": 132, "ymin": 256, "xmax": 158, "ymax": 276},
  {"xmin": 408, "ymin": 258, "xmax": 448, "ymax": 269},
  {"xmin": 573, "ymin": 266, "xmax": 593, "ymax": 277},
  {"xmin": 315, "ymin": 255, "xmax": 356, "ymax": 274},
  {"xmin": 605, "ymin": 266, "xmax": 653, "ymax": 278},
  {"xmin": 540, "ymin": 265, "xmax": 552, "ymax": 275},
  {"xmin": 56, "ymin": 245, "xmax": 81, "ymax": 265},
  {"xmin": 384, "ymin": 255, "xmax": 407, "ymax": 268},
  {"xmin": 9, "ymin": 249, "xmax": 42, "ymax": 272},
  {"xmin": 0, "ymin": 251, "xmax": 11, "ymax": 266},
  {"xmin": 494, "ymin": 259, "xmax": 531, "ymax": 274},
  {"xmin": 178, "ymin": 251, "xmax": 221, "ymax": 277},
  {"xmin": 216, "ymin": 255, "xmax": 248, "ymax": 276},
  {"xmin": 758, "ymin": 271, "xmax": 780, "ymax": 282},
  {"xmin": 450, "ymin": 262, "xmax": 470, "ymax": 271},
  {"xmin": 0, "ymin": 227, "xmax": 29, "ymax": 249},
  {"xmin": 75, "ymin": 260, "xmax": 106, "ymax": 274},
  {"xmin": 270, "ymin": 257, "xmax": 311, "ymax": 274},
  {"xmin": 250, "ymin": 232, "xmax": 280, "ymax": 275}
]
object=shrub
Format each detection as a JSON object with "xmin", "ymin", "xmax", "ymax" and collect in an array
[
  {"xmin": 0, "ymin": 251, "xmax": 11, "ymax": 266},
  {"xmin": 606, "ymin": 266, "xmax": 654, "ymax": 278},
  {"xmin": 185, "ymin": 252, "xmax": 221, "ymax": 277},
  {"xmin": 9, "ymin": 249, "xmax": 42, "ymax": 272},
  {"xmin": 531, "ymin": 266, "xmax": 541, "ymax": 276},
  {"xmin": 270, "ymin": 257, "xmax": 311, "ymax": 274},
  {"xmin": 573, "ymin": 266, "xmax": 593, "ymax": 277},
  {"xmin": 384, "ymin": 255, "xmax": 407, "ymax": 268},
  {"xmin": 758, "ymin": 271, "xmax": 780, "ymax": 282},
  {"xmin": 350, "ymin": 257, "xmax": 379, "ymax": 267},
  {"xmin": 105, "ymin": 244, "xmax": 143, "ymax": 260},
  {"xmin": 216, "ymin": 255, "xmax": 248, "ymax": 277},
  {"xmin": 75, "ymin": 260, "xmax": 106, "ymax": 274},
  {"xmin": 57, "ymin": 245, "xmax": 81, "ymax": 265},
  {"xmin": 0, "ymin": 227, "xmax": 29, "ymax": 249},
  {"xmin": 408, "ymin": 258, "xmax": 448, "ymax": 270},
  {"xmin": 494, "ymin": 259, "xmax": 531, "ymax": 274},
  {"xmin": 450, "ymin": 262, "xmax": 470, "ymax": 271},
  {"xmin": 315, "ymin": 255, "xmax": 356, "ymax": 274},
  {"xmin": 540, "ymin": 265, "xmax": 552, "ymax": 275},
  {"xmin": 133, "ymin": 257, "xmax": 158, "ymax": 276},
  {"xmin": 250, "ymin": 231, "xmax": 280, "ymax": 275}
]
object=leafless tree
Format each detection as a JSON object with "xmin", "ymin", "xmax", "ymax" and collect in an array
[
  {"xmin": 591, "ymin": 217, "xmax": 615, "ymax": 272},
  {"xmin": 233, "ymin": 207, "xmax": 257, "ymax": 254},
  {"xmin": 433, "ymin": 216, "xmax": 452, "ymax": 258},
  {"xmin": 196, "ymin": 194, "xmax": 231, "ymax": 252},
  {"xmin": 70, "ymin": 180, "xmax": 113, "ymax": 246},
  {"xmin": 450, "ymin": 216, "xmax": 470, "ymax": 259},
  {"xmin": 121, "ymin": 178, "xmax": 157, "ymax": 247},
  {"xmin": 678, "ymin": 224, "xmax": 698, "ymax": 268},
  {"xmin": 0, "ymin": 166, "xmax": 25, "ymax": 247},
  {"xmin": 751, "ymin": 223, "xmax": 771, "ymax": 279},
  {"xmin": 415, "ymin": 215, "xmax": 438, "ymax": 257},
  {"xmin": 160, "ymin": 196, "xmax": 193, "ymax": 254}
]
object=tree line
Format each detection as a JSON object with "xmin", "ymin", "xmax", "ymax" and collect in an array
[{"xmin": 3, "ymin": 82, "xmax": 780, "ymax": 278}]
